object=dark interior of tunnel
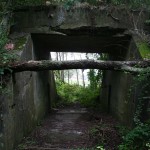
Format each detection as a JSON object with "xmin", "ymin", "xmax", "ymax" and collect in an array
[
  {"xmin": 31, "ymin": 26, "xmax": 134, "ymax": 118},
  {"xmin": 31, "ymin": 27, "xmax": 132, "ymax": 57}
]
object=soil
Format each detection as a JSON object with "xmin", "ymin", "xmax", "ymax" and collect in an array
[{"xmin": 15, "ymin": 104, "xmax": 122, "ymax": 150}]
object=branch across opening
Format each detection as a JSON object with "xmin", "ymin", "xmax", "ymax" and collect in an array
[{"xmin": 6, "ymin": 59, "xmax": 150, "ymax": 74}]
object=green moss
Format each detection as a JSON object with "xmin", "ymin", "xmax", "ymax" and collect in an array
[
  {"xmin": 15, "ymin": 36, "xmax": 27, "ymax": 51},
  {"xmin": 138, "ymin": 42, "xmax": 150, "ymax": 59}
]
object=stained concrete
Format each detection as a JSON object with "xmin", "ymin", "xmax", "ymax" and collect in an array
[
  {"xmin": 31, "ymin": 30, "xmax": 131, "ymax": 53},
  {"xmin": 12, "ymin": 5, "xmax": 149, "ymax": 33},
  {"xmin": 0, "ymin": 35, "xmax": 57, "ymax": 150},
  {"xmin": 100, "ymin": 37, "xmax": 142, "ymax": 126}
]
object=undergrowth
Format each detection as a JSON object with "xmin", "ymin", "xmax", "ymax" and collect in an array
[
  {"xmin": 55, "ymin": 80, "xmax": 100, "ymax": 108},
  {"xmin": 118, "ymin": 68, "xmax": 150, "ymax": 150},
  {"xmin": 0, "ymin": 9, "xmax": 16, "ymax": 93},
  {"xmin": 118, "ymin": 122, "xmax": 150, "ymax": 150}
]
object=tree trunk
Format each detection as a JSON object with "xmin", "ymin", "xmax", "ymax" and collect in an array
[
  {"xmin": 55, "ymin": 52, "xmax": 61, "ymax": 80},
  {"xmin": 80, "ymin": 54, "xmax": 86, "ymax": 87},
  {"xmin": 81, "ymin": 69, "xmax": 85, "ymax": 87},
  {"xmin": 73, "ymin": 54, "xmax": 79, "ymax": 85},
  {"xmin": 60, "ymin": 53, "xmax": 64, "ymax": 82},
  {"xmin": 68, "ymin": 70, "xmax": 70, "ymax": 84},
  {"xmin": 65, "ymin": 53, "xmax": 70, "ymax": 84},
  {"xmin": 6, "ymin": 59, "xmax": 150, "ymax": 74},
  {"xmin": 76, "ymin": 69, "xmax": 79, "ymax": 85}
]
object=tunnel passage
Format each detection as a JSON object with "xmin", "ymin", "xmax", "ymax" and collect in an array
[
  {"xmin": 31, "ymin": 26, "xmax": 139, "ymax": 126},
  {"xmin": 0, "ymin": 27, "xmax": 141, "ymax": 150}
]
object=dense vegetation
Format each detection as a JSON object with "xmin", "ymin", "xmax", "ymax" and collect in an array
[
  {"xmin": 54, "ymin": 53, "xmax": 102, "ymax": 108},
  {"xmin": 55, "ymin": 80, "xmax": 100, "ymax": 108},
  {"xmin": 0, "ymin": 1, "xmax": 17, "ymax": 93}
]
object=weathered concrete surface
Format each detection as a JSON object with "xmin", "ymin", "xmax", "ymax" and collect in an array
[
  {"xmin": 0, "ymin": 34, "xmax": 57, "ymax": 150},
  {"xmin": 12, "ymin": 5, "xmax": 149, "ymax": 33},
  {"xmin": 10, "ymin": 4, "xmax": 149, "ymax": 127},
  {"xmin": 100, "ymin": 37, "xmax": 142, "ymax": 126},
  {"xmin": 31, "ymin": 30, "xmax": 131, "ymax": 53}
]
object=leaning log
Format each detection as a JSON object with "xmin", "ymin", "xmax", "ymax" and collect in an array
[{"xmin": 7, "ymin": 59, "xmax": 150, "ymax": 74}]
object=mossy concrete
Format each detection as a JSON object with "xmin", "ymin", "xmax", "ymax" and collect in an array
[
  {"xmin": 12, "ymin": 5, "xmax": 149, "ymax": 33},
  {"xmin": 11, "ymin": 4, "xmax": 149, "ymax": 127},
  {"xmin": 0, "ymin": 35, "xmax": 57, "ymax": 150},
  {"xmin": 100, "ymin": 37, "xmax": 142, "ymax": 126}
]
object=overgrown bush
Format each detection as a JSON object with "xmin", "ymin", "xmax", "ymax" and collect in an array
[
  {"xmin": 0, "ymin": 3, "xmax": 16, "ymax": 93},
  {"xmin": 118, "ymin": 122, "xmax": 150, "ymax": 150},
  {"xmin": 56, "ymin": 80, "xmax": 100, "ymax": 108},
  {"xmin": 118, "ymin": 68, "xmax": 150, "ymax": 150}
]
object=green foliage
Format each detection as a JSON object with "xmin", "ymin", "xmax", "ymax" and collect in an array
[
  {"xmin": 118, "ymin": 123, "xmax": 150, "ymax": 150},
  {"xmin": 14, "ymin": 36, "xmax": 27, "ymax": 51},
  {"xmin": 87, "ymin": 69, "xmax": 101, "ymax": 89},
  {"xmin": 119, "ymin": 68, "xmax": 150, "ymax": 150},
  {"xmin": 90, "ymin": 125, "xmax": 106, "ymax": 145},
  {"xmin": 56, "ymin": 80, "xmax": 100, "ymax": 108},
  {"xmin": 77, "ymin": 86, "xmax": 100, "ymax": 108},
  {"xmin": 116, "ymin": 125, "xmax": 130, "ymax": 137},
  {"xmin": 0, "ymin": 4, "xmax": 17, "ymax": 93},
  {"xmin": 133, "ymin": 69, "xmax": 150, "ymax": 125},
  {"xmin": 0, "ymin": 1, "xmax": 16, "ymax": 74},
  {"xmin": 86, "ymin": 54, "xmax": 104, "ymax": 89},
  {"xmin": 138, "ymin": 42, "xmax": 150, "ymax": 59},
  {"xmin": 0, "ymin": 27, "xmax": 16, "ymax": 74},
  {"xmin": 145, "ymin": 19, "xmax": 150, "ymax": 25}
]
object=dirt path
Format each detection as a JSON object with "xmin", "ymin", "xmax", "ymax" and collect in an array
[{"xmin": 16, "ymin": 105, "xmax": 121, "ymax": 150}]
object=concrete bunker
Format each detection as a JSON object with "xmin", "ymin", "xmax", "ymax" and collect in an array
[
  {"xmin": 0, "ymin": 2, "xmax": 149, "ymax": 150},
  {"xmin": 1, "ymin": 3, "xmax": 150, "ymax": 149},
  {"xmin": 31, "ymin": 26, "xmax": 140, "ymax": 126},
  {"xmin": 0, "ymin": 26, "xmax": 142, "ymax": 150}
]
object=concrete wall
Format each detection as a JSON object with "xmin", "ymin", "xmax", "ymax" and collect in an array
[
  {"xmin": 100, "ymin": 38, "xmax": 142, "ymax": 126},
  {"xmin": 12, "ymin": 6, "xmax": 149, "ymax": 33},
  {"xmin": 0, "ymin": 35, "xmax": 57, "ymax": 150}
]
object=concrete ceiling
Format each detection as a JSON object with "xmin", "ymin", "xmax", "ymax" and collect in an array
[{"xmin": 31, "ymin": 27, "xmax": 131, "ymax": 53}]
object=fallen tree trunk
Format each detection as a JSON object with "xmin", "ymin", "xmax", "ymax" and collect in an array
[{"xmin": 7, "ymin": 59, "xmax": 150, "ymax": 74}]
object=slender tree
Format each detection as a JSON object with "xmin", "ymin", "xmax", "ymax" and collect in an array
[
  {"xmin": 80, "ymin": 54, "xmax": 85, "ymax": 87},
  {"xmin": 73, "ymin": 54, "xmax": 79, "ymax": 85},
  {"xmin": 65, "ymin": 53, "xmax": 70, "ymax": 84}
]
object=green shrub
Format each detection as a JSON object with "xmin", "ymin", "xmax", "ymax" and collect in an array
[
  {"xmin": 56, "ymin": 80, "xmax": 100, "ymax": 108},
  {"xmin": 118, "ymin": 123, "xmax": 150, "ymax": 150}
]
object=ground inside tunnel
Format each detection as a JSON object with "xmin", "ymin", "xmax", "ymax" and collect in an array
[{"xmin": 15, "ymin": 103, "xmax": 121, "ymax": 150}]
